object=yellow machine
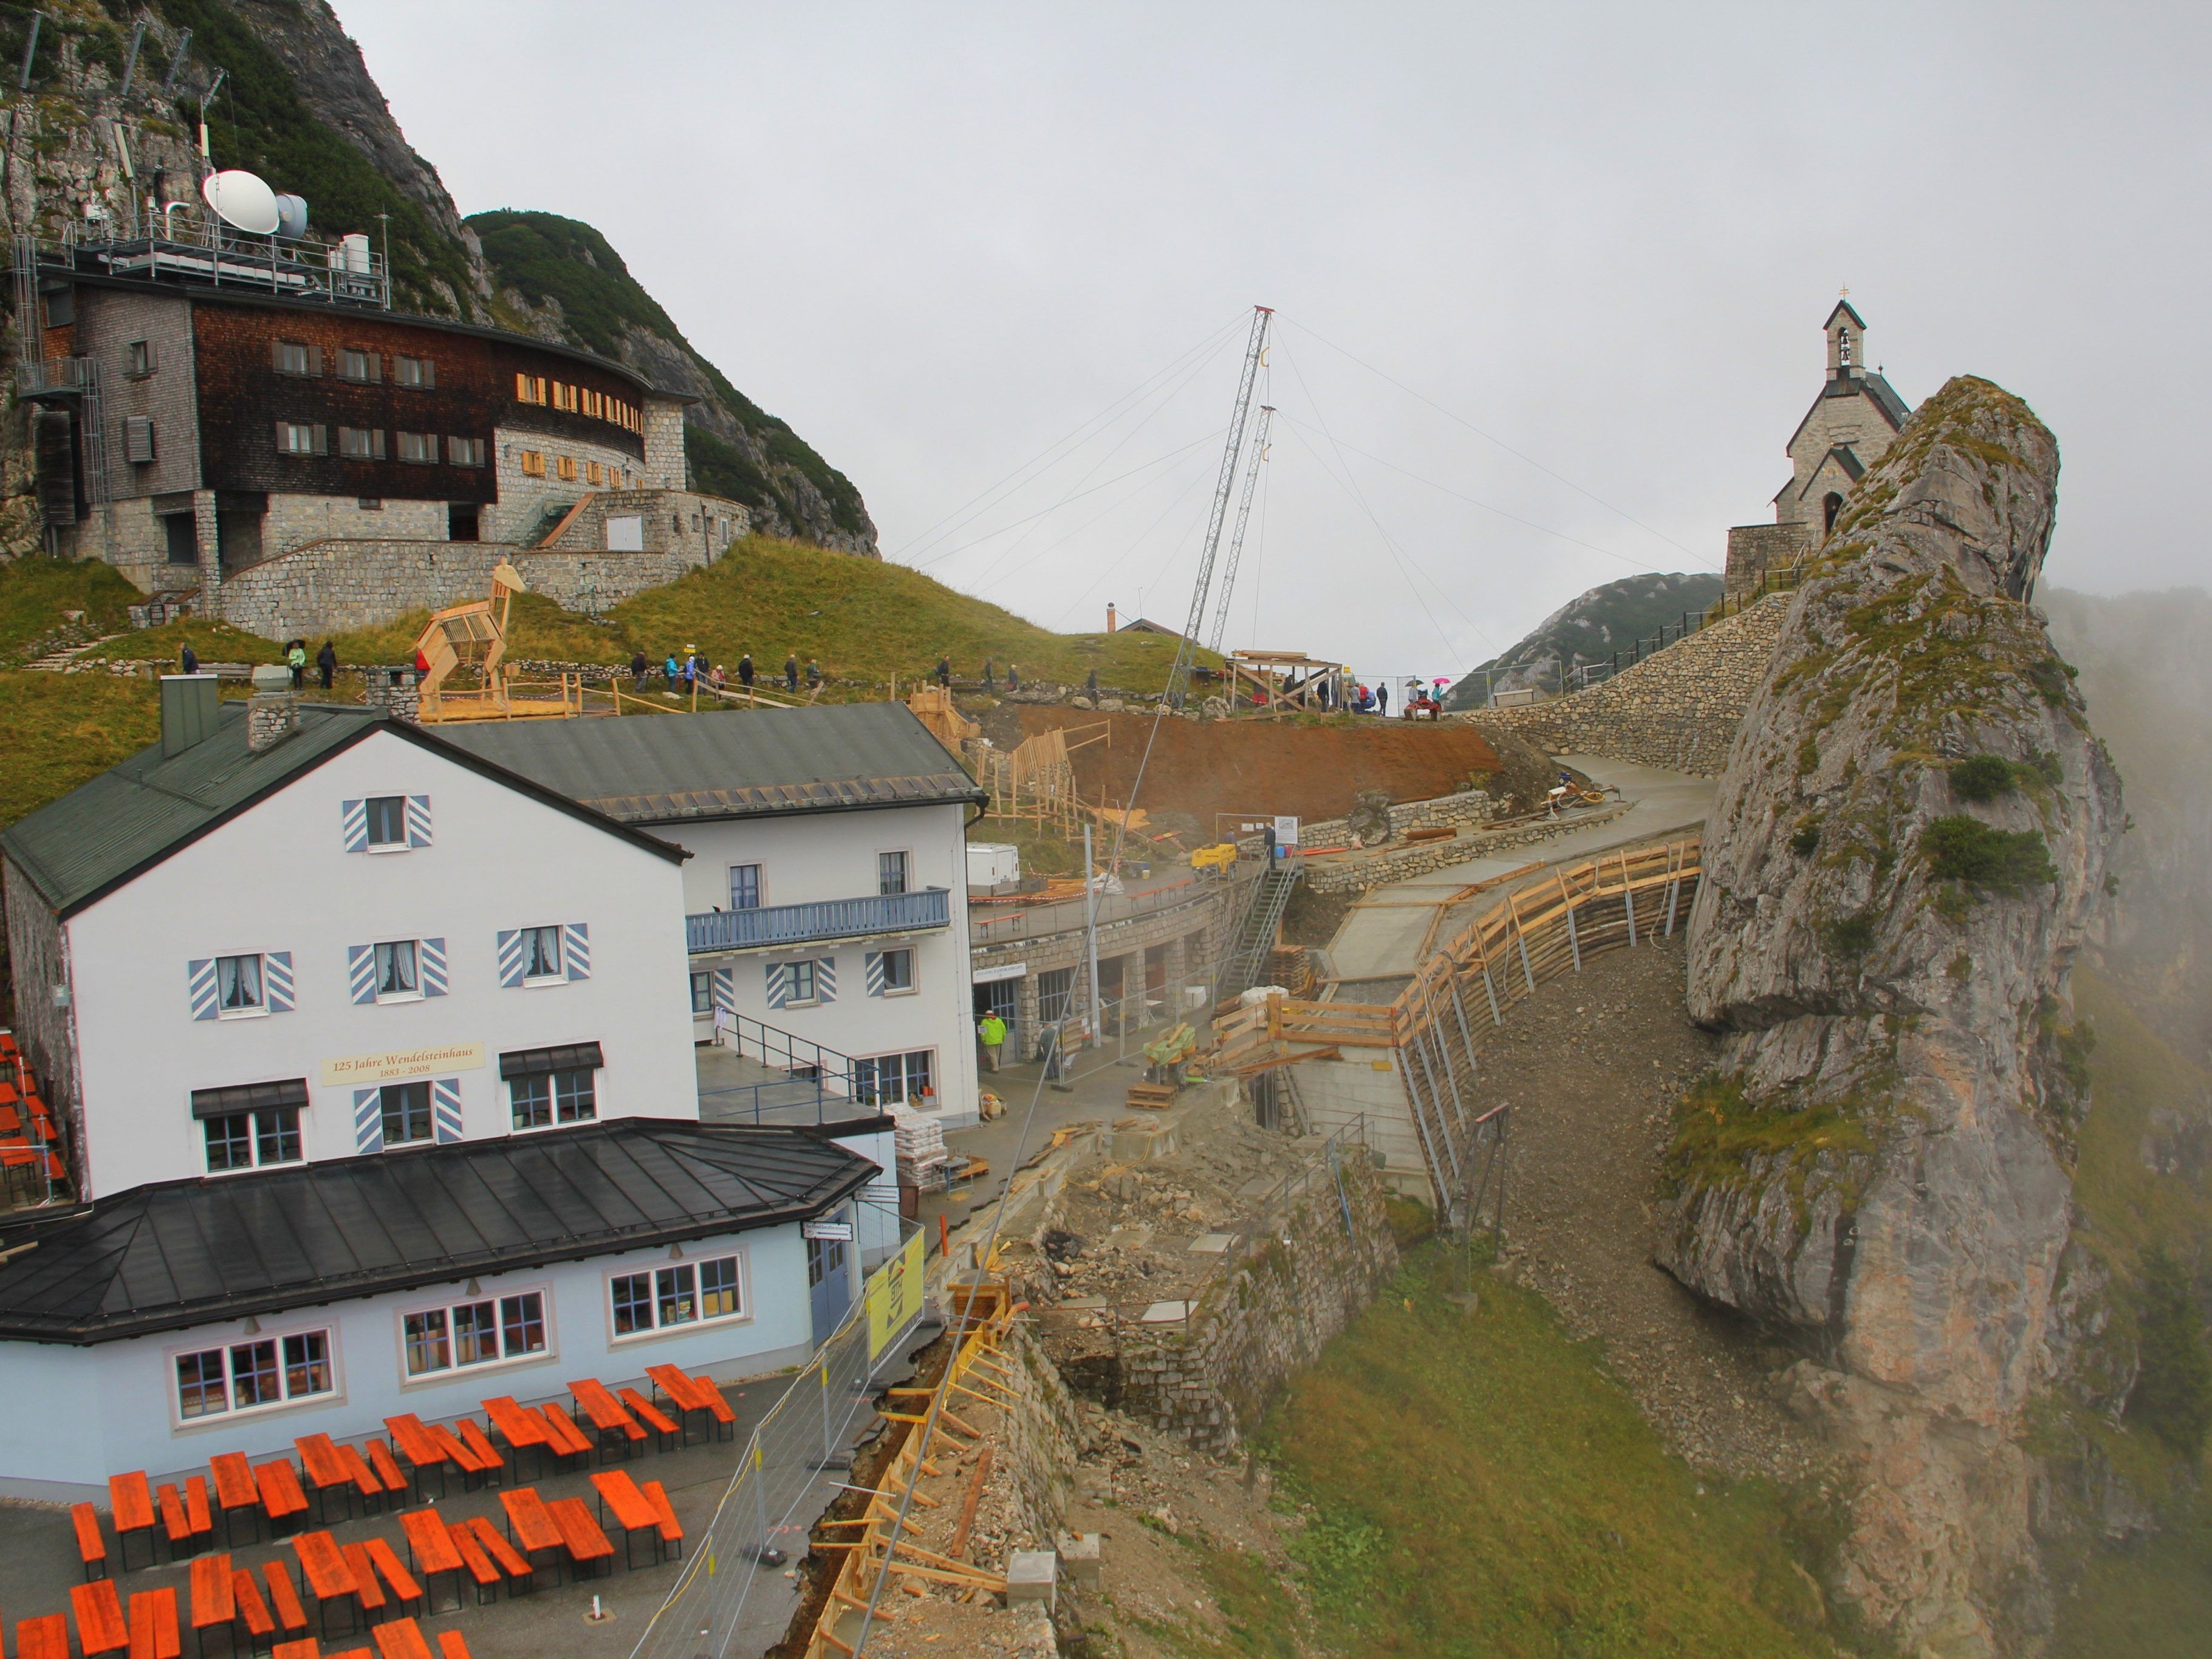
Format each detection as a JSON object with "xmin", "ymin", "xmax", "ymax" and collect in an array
[{"xmin": 1191, "ymin": 842, "xmax": 1239, "ymax": 875}]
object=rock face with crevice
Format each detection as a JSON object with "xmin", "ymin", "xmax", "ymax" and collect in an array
[{"xmin": 1662, "ymin": 376, "xmax": 2122, "ymax": 1655}]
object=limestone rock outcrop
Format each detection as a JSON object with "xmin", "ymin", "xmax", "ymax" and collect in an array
[{"xmin": 1662, "ymin": 377, "xmax": 2122, "ymax": 1654}]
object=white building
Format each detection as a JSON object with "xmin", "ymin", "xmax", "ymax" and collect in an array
[
  {"xmin": 0, "ymin": 677, "xmax": 880, "ymax": 1499},
  {"xmin": 439, "ymin": 704, "xmax": 986, "ymax": 1132}
]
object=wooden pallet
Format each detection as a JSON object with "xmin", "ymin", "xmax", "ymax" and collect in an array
[{"xmin": 1124, "ymin": 1083, "xmax": 1179, "ymax": 1110}]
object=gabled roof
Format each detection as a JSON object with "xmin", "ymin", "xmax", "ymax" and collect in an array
[
  {"xmin": 1787, "ymin": 370, "xmax": 1912, "ymax": 456},
  {"xmin": 436, "ymin": 703, "xmax": 985, "ymax": 826},
  {"xmin": 0, "ymin": 702, "xmax": 685, "ymax": 920},
  {"xmin": 1826, "ymin": 298, "xmax": 1867, "ymax": 330},
  {"xmin": 0, "ymin": 1118, "xmax": 875, "ymax": 1343}
]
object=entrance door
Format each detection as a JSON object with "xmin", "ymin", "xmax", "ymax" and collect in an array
[
  {"xmin": 973, "ymin": 977, "xmax": 1018, "ymax": 1060},
  {"xmin": 807, "ymin": 1226, "xmax": 852, "ymax": 1347}
]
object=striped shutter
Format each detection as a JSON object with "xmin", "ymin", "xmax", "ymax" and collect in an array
[
  {"xmin": 352, "ymin": 1088, "xmax": 384, "ymax": 1154},
  {"xmin": 764, "ymin": 962, "xmax": 790, "ymax": 1011},
  {"xmin": 864, "ymin": 952, "xmax": 886, "ymax": 997},
  {"xmin": 432, "ymin": 1078, "xmax": 464, "ymax": 1143},
  {"xmin": 419, "ymin": 937, "xmax": 448, "ymax": 997},
  {"xmin": 187, "ymin": 958, "xmax": 218, "ymax": 1020},
  {"xmin": 264, "ymin": 951, "xmax": 295, "ymax": 1013},
  {"xmin": 345, "ymin": 945, "xmax": 376, "ymax": 1004},
  {"xmin": 815, "ymin": 957, "xmax": 837, "ymax": 1004},
  {"xmin": 495, "ymin": 930, "xmax": 525, "ymax": 988},
  {"xmin": 340, "ymin": 799, "xmax": 368, "ymax": 852},
  {"xmin": 711, "ymin": 968, "xmax": 734, "ymax": 1013},
  {"xmin": 405, "ymin": 795, "xmax": 433, "ymax": 848},
  {"xmin": 563, "ymin": 923, "xmax": 591, "ymax": 981}
]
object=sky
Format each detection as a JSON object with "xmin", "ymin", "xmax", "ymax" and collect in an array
[{"xmin": 334, "ymin": 1, "xmax": 2210, "ymax": 683}]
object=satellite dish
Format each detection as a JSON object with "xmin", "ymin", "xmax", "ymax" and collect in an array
[
  {"xmin": 272, "ymin": 193, "xmax": 309, "ymax": 240},
  {"xmin": 200, "ymin": 169, "xmax": 280, "ymax": 235}
]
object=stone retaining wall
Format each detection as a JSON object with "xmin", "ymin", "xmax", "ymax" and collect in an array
[
  {"xmin": 1298, "ymin": 785, "xmax": 1498, "ymax": 850},
  {"xmin": 1299, "ymin": 801, "xmax": 1631, "ymax": 895},
  {"xmin": 1467, "ymin": 593, "xmax": 1790, "ymax": 777}
]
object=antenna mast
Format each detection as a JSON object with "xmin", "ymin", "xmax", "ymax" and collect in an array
[
  {"xmin": 1205, "ymin": 402, "xmax": 1273, "ymax": 655},
  {"xmin": 1164, "ymin": 304, "xmax": 1272, "ymax": 708}
]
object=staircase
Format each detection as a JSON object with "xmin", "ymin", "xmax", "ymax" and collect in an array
[{"xmin": 1224, "ymin": 858, "xmax": 1303, "ymax": 998}]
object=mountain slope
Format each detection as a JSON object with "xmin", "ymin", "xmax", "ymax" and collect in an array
[
  {"xmin": 1444, "ymin": 571, "xmax": 1722, "ymax": 706},
  {"xmin": 467, "ymin": 210, "xmax": 875, "ymax": 553}
]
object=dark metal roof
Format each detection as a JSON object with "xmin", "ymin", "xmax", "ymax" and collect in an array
[
  {"xmin": 436, "ymin": 704, "xmax": 985, "ymax": 826},
  {"xmin": 0, "ymin": 1118, "xmax": 876, "ymax": 1344},
  {"xmin": 0, "ymin": 702, "xmax": 685, "ymax": 920},
  {"xmin": 1824, "ymin": 445, "xmax": 1868, "ymax": 482}
]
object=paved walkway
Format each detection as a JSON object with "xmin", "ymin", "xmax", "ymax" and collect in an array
[{"xmin": 1326, "ymin": 754, "xmax": 1714, "ymax": 981}]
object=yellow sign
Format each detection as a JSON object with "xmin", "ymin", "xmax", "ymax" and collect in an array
[
  {"xmin": 866, "ymin": 1232, "xmax": 926, "ymax": 1360},
  {"xmin": 320, "ymin": 1042, "xmax": 486, "ymax": 1088}
]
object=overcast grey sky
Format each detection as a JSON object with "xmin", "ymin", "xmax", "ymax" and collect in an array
[{"xmin": 336, "ymin": 1, "xmax": 2208, "ymax": 679}]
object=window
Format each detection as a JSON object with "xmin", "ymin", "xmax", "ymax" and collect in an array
[
  {"xmin": 728, "ymin": 864, "xmax": 762, "ymax": 910},
  {"xmin": 878, "ymin": 850, "xmax": 911, "ymax": 895},
  {"xmin": 365, "ymin": 795, "xmax": 406, "ymax": 847},
  {"xmin": 204, "ymin": 1107, "xmax": 301, "ymax": 1172},
  {"xmin": 807, "ymin": 1234, "xmax": 846, "ymax": 1291},
  {"xmin": 164, "ymin": 513, "xmax": 197, "ymax": 564},
  {"xmin": 786, "ymin": 959, "xmax": 818, "ymax": 1006},
  {"xmin": 611, "ymin": 1254, "xmax": 744, "ymax": 1338},
  {"xmin": 394, "ymin": 355, "xmax": 434, "ymax": 389},
  {"xmin": 1037, "ymin": 967, "xmax": 1077, "ymax": 1024},
  {"xmin": 556, "ymin": 455, "xmax": 577, "ymax": 482},
  {"xmin": 878, "ymin": 948, "xmax": 914, "ymax": 994},
  {"xmin": 509, "ymin": 1067, "xmax": 595, "ymax": 1129},
  {"xmin": 123, "ymin": 416, "xmax": 154, "ymax": 463},
  {"xmin": 402, "ymin": 1290, "xmax": 547, "ymax": 1378},
  {"xmin": 551, "ymin": 382, "xmax": 576, "ymax": 412},
  {"xmin": 358, "ymin": 498, "xmax": 383, "ymax": 511},
  {"xmin": 338, "ymin": 347, "xmax": 380, "ymax": 382},
  {"xmin": 519, "ymin": 925, "xmax": 563, "ymax": 982},
  {"xmin": 173, "ymin": 1329, "xmax": 334, "ymax": 1421},
  {"xmin": 519, "ymin": 450, "xmax": 546, "ymax": 477},
  {"xmin": 275, "ymin": 421, "xmax": 326, "ymax": 456},
  {"xmin": 396, "ymin": 431, "xmax": 438, "ymax": 465},
  {"xmin": 126, "ymin": 339, "xmax": 154, "ymax": 377},
  {"xmin": 690, "ymin": 971, "xmax": 714, "ymax": 1016},
  {"xmin": 374, "ymin": 942, "xmax": 420, "ymax": 1001},
  {"xmin": 337, "ymin": 425, "xmax": 385, "ymax": 460},
  {"xmin": 41, "ymin": 287, "xmax": 72, "ymax": 327},
  {"xmin": 585, "ymin": 460, "xmax": 603, "ymax": 485},
  {"xmin": 515, "ymin": 374, "xmax": 547, "ymax": 405},
  {"xmin": 379, "ymin": 1079, "xmax": 431, "ymax": 1143},
  {"xmin": 447, "ymin": 436, "xmax": 485, "ymax": 467},
  {"xmin": 856, "ymin": 1050, "xmax": 934, "ymax": 1106},
  {"xmin": 272, "ymin": 340, "xmax": 320, "ymax": 376},
  {"xmin": 216, "ymin": 953, "xmax": 264, "ymax": 1015}
]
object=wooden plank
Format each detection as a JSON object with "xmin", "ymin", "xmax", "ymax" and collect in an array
[{"xmin": 948, "ymin": 1448, "xmax": 993, "ymax": 1560}]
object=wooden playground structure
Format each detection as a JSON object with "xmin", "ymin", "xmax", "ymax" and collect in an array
[{"xmin": 1224, "ymin": 649, "xmax": 1348, "ymax": 717}]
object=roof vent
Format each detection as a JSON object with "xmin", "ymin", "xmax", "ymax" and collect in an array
[{"xmin": 159, "ymin": 673, "xmax": 221, "ymax": 758}]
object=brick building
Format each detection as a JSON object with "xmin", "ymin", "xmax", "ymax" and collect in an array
[{"xmin": 18, "ymin": 232, "xmax": 750, "ymax": 633}]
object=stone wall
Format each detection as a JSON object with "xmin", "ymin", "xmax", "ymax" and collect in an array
[
  {"xmin": 1298, "ymin": 784, "xmax": 1498, "ymax": 850},
  {"xmin": 1111, "ymin": 1141, "xmax": 1398, "ymax": 1453},
  {"xmin": 1299, "ymin": 802, "xmax": 1631, "ymax": 895},
  {"xmin": 1723, "ymin": 521, "xmax": 1812, "ymax": 595},
  {"xmin": 1467, "ymin": 593, "xmax": 1791, "ymax": 778},
  {"xmin": 539, "ymin": 488, "xmax": 750, "ymax": 565},
  {"xmin": 264, "ymin": 493, "xmax": 447, "ymax": 556}
]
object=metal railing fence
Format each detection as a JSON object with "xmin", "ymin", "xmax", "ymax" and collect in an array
[{"xmin": 688, "ymin": 888, "xmax": 951, "ymax": 954}]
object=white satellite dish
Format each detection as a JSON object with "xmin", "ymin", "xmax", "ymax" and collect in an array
[{"xmin": 200, "ymin": 169, "xmax": 280, "ymax": 235}]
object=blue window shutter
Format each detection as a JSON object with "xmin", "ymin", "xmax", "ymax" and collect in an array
[
  {"xmin": 264, "ymin": 951, "xmax": 295, "ymax": 1013},
  {"xmin": 431, "ymin": 1078, "xmax": 464, "ymax": 1143},
  {"xmin": 352, "ymin": 1088, "xmax": 384, "ymax": 1153},
  {"xmin": 711, "ymin": 968, "xmax": 734, "ymax": 1013},
  {"xmin": 816, "ymin": 956, "xmax": 837, "ymax": 1004},
  {"xmin": 340, "ymin": 798, "xmax": 367, "ymax": 852},
  {"xmin": 765, "ymin": 962, "xmax": 789, "ymax": 1010},
  {"xmin": 564, "ymin": 922, "xmax": 591, "ymax": 981},
  {"xmin": 187, "ymin": 958, "xmax": 218, "ymax": 1020},
  {"xmin": 495, "ymin": 930, "xmax": 524, "ymax": 988},
  {"xmin": 863, "ymin": 952, "xmax": 885, "ymax": 998},
  {"xmin": 346, "ymin": 945, "xmax": 376, "ymax": 1005},
  {"xmin": 405, "ymin": 795, "xmax": 433, "ymax": 848},
  {"xmin": 420, "ymin": 937, "xmax": 448, "ymax": 997}
]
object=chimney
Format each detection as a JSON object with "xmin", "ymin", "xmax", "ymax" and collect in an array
[
  {"xmin": 245, "ymin": 664, "xmax": 298, "ymax": 752},
  {"xmin": 159, "ymin": 672, "xmax": 221, "ymax": 758},
  {"xmin": 1106, "ymin": 604, "xmax": 1117, "ymax": 634}
]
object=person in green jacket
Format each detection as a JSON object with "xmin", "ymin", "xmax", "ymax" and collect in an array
[
  {"xmin": 977, "ymin": 1011, "xmax": 1007, "ymax": 1072},
  {"xmin": 286, "ymin": 639, "xmax": 307, "ymax": 689}
]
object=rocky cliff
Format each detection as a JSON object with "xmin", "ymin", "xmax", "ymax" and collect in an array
[
  {"xmin": 0, "ymin": 1, "xmax": 872, "ymax": 553},
  {"xmin": 1444, "ymin": 569, "xmax": 1722, "ymax": 705},
  {"xmin": 1660, "ymin": 376, "xmax": 2123, "ymax": 1654}
]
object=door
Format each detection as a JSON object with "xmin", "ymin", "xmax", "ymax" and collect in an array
[
  {"xmin": 808, "ymin": 1226, "xmax": 852, "ymax": 1347},
  {"xmin": 973, "ymin": 977, "xmax": 1018, "ymax": 1061}
]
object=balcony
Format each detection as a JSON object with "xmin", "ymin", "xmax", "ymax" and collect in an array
[{"xmin": 686, "ymin": 887, "xmax": 951, "ymax": 955}]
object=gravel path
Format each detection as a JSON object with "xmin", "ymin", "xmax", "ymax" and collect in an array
[{"xmin": 1478, "ymin": 933, "xmax": 1834, "ymax": 1483}]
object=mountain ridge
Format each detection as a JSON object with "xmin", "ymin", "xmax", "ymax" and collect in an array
[{"xmin": 1443, "ymin": 570, "xmax": 1722, "ymax": 707}]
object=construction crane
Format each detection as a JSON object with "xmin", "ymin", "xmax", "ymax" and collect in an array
[
  {"xmin": 1205, "ymin": 402, "xmax": 1273, "ymax": 655},
  {"xmin": 1163, "ymin": 305, "xmax": 1272, "ymax": 708}
]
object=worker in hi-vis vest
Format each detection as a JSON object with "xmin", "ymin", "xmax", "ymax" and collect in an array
[{"xmin": 977, "ymin": 1011, "xmax": 1007, "ymax": 1072}]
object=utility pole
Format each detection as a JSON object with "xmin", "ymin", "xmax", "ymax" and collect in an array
[
  {"xmin": 1206, "ymin": 403, "xmax": 1273, "ymax": 655},
  {"xmin": 1083, "ymin": 823, "xmax": 1101, "ymax": 1053},
  {"xmin": 1163, "ymin": 305, "xmax": 1272, "ymax": 710}
]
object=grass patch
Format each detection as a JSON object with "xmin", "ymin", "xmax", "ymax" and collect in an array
[
  {"xmin": 1255, "ymin": 1243, "xmax": 1843, "ymax": 1656},
  {"xmin": 1660, "ymin": 1073, "xmax": 1880, "ymax": 1216},
  {"xmin": 1920, "ymin": 815, "xmax": 2056, "ymax": 892},
  {"xmin": 0, "ymin": 671, "xmax": 160, "ymax": 829},
  {"xmin": 0, "ymin": 559, "xmax": 142, "ymax": 660},
  {"xmin": 1126, "ymin": 1528, "xmax": 1306, "ymax": 1659}
]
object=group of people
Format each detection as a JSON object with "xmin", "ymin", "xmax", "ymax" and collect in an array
[
  {"xmin": 180, "ymin": 639, "xmax": 339, "ymax": 689},
  {"xmin": 629, "ymin": 648, "xmax": 824, "ymax": 697},
  {"xmin": 936, "ymin": 658, "xmax": 1022, "ymax": 691}
]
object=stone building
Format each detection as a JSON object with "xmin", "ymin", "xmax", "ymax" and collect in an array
[
  {"xmin": 16, "ymin": 224, "xmax": 752, "ymax": 635},
  {"xmin": 1724, "ymin": 300, "xmax": 1914, "ymax": 592}
]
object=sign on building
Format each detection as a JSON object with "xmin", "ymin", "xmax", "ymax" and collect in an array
[{"xmin": 866, "ymin": 1231, "xmax": 926, "ymax": 1360}]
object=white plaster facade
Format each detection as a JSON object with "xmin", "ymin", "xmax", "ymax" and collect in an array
[{"xmin": 59, "ymin": 727, "xmax": 700, "ymax": 1197}]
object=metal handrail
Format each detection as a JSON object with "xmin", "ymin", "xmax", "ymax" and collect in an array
[{"xmin": 686, "ymin": 888, "xmax": 950, "ymax": 954}]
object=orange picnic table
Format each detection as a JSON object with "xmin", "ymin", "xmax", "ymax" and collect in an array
[
  {"xmin": 397, "ymin": 1510, "xmax": 464, "ymax": 1615},
  {"xmin": 125, "ymin": 1586, "xmax": 180, "ymax": 1659},
  {"xmin": 382, "ymin": 1415, "xmax": 452, "ymax": 1497},
  {"xmin": 546, "ymin": 1496, "xmax": 615, "ymax": 1581},
  {"xmin": 295, "ymin": 1435, "xmax": 355, "ymax": 1522},
  {"xmin": 569, "ymin": 1378, "xmax": 645, "ymax": 1460},
  {"xmin": 109, "ymin": 1471, "xmax": 156, "ymax": 1569},
  {"xmin": 589, "ymin": 1469, "xmax": 661, "ymax": 1570},
  {"xmin": 208, "ymin": 1452, "xmax": 260, "ymax": 1544},
  {"xmin": 371, "ymin": 1616, "xmax": 435, "ymax": 1659},
  {"xmin": 70, "ymin": 1578, "xmax": 129, "ymax": 1657},
  {"xmin": 16, "ymin": 1614, "xmax": 68, "ymax": 1659},
  {"xmin": 187, "ymin": 1553, "xmax": 234, "ymax": 1656},
  {"xmin": 256, "ymin": 1458, "xmax": 310, "ymax": 1534},
  {"xmin": 646, "ymin": 1364, "xmax": 736, "ymax": 1442},
  {"xmin": 293, "ymin": 1528, "xmax": 360, "ymax": 1639},
  {"xmin": 498, "ymin": 1486, "xmax": 564, "ymax": 1584}
]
